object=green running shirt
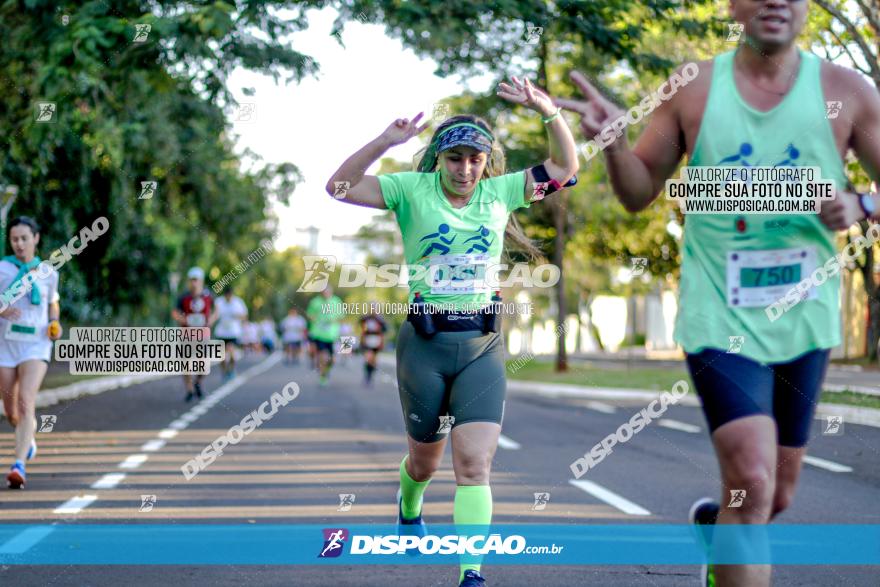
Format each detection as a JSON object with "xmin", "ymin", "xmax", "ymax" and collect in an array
[
  {"xmin": 307, "ymin": 294, "xmax": 344, "ymax": 342},
  {"xmin": 676, "ymin": 49, "xmax": 846, "ymax": 363},
  {"xmin": 379, "ymin": 171, "xmax": 529, "ymax": 309}
]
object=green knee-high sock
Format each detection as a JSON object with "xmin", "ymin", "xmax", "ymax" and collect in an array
[
  {"xmin": 454, "ymin": 485, "xmax": 493, "ymax": 582},
  {"xmin": 399, "ymin": 455, "xmax": 431, "ymax": 519}
]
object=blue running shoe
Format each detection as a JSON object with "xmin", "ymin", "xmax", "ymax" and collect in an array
[
  {"xmin": 396, "ymin": 488, "xmax": 427, "ymax": 556},
  {"xmin": 689, "ymin": 497, "xmax": 719, "ymax": 587},
  {"xmin": 7, "ymin": 462, "xmax": 26, "ymax": 489},
  {"xmin": 459, "ymin": 569, "xmax": 487, "ymax": 586}
]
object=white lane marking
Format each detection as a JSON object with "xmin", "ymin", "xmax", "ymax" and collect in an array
[
  {"xmin": 803, "ymin": 455, "xmax": 852, "ymax": 473},
  {"xmin": 118, "ymin": 454, "xmax": 148, "ymax": 469},
  {"xmin": 657, "ymin": 419, "xmax": 701, "ymax": 433},
  {"xmin": 48, "ymin": 353, "xmax": 283, "ymax": 518},
  {"xmin": 0, "ymin": 526, "xmax": 55, "ymax": 554},
  {"xmin": 53, "ymin": 495, "xmax": 98, "ymax": 514},
  {"xmin": 497, "ymin": 435, "xmax": 521, "ymax": 450},
  {"xmin": 569, "ymin": 480, "xmax": 651, "ymax": 516},
  {"xmin": 584, "ymin": 401, "xmax": 617, "ymax": 414},
  {"xmin": 90, "ymin": 473, "xmax": 126, "ymax": 489},
  {"xmin": 141, "ymin": 439, "xmax": 166, "ymax": 452}
]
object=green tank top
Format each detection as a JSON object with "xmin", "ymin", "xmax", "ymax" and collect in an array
[{"xmin": 675, "ymin": 49, "xmax": 845, "ymax": 363}]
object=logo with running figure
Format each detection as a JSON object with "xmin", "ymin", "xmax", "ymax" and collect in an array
[
  {"xmin": 631, "ymin": 257, "xmax": 648, "ymax": 276},
  {"xmin": 523, "ymin": 24, "xmax": 543, "ymax": 45},
  {"xmin": 318, "ymin": 528, "xmax": 349, "ymax": 558},
  {"xmin": 139, "ymin": 495, "xmax": 157, "ymax": 512},
  {"xmin": 38, "ymin": 415, "xmax": 57, "ymax": 432},
  {"xmin": 333, "ymin": 181, "xmax": 350, "ymax": 200},
  {"xmin": 464, "ymin": 225, "xmax": 495, "ymax": 254},
  {"xmin": 728, "ymin": 489, "xmax": 746, "ymax": 508},
  {"xmin": 338, "ymin": 336, "xmax": 356, "ymax": 354},
  {"xmin": 337, "ymin": 494, "xmax": 356, "ymax": 512},
  {"xmin": 531, "ymin": 492, "xmax": 550, "ymax": 511},
  {"xmin": 825, "ymin": 101, "xmax": 842, "ymax": 120},
  {"xmin": 35, "ymin": 102, "xmax": 57, "ymax": 123},
  {"xmin": 298, "ymin": 256, "xmax": 337, "ymax": 292},
  {"xmin": 437, "ymin": 415, "xmax": 455, "ymax": 434},
  {"xmin": 139, "ymin": 181, "xmax": 157, "ymax": 200},
  {"xmin": 823, "ymin": 415, "xmax": 844, "ymax": 435},
  {"xmin": 727, "ymin": 336, "xmax": 745, "ymax": 354},
  {"xmin": 419, "ymin": 223, "xmax": 456, "ymax": 258},
  {"xmin": 717, "ymin": 142, "xmax": 801, "ymax": 168},
  {"xmin": 133, "ymin": 23, "xmax": 151, "ymax": 43},
  {"xmin": 727, "ymin": 23, "xmax": 744, "ymax": 42}
]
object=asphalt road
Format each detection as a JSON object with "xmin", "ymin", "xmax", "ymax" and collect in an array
[{"xmin": 1, "ymin": 351, "xmax": 878, "ymax": 586}]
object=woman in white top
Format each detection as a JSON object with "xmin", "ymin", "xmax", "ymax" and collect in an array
[
  {"xmin": 280, "ymin": 307, "xmax": 307, "ymax": 365},
  {"xmin": 213, "ymin": 287, "xmax": 247, "ymax": 380},
  {"xmin": 0, "ymin": 217, "xmax": 63, "ymax": 489}
]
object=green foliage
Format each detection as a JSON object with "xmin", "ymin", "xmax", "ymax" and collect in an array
[{"xmin": 0, "ymin": 1, "xmax": 313, "ymax": 323}]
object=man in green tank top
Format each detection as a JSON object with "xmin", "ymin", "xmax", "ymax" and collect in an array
[{"xmin": 560, "ymin": 1, "xmax": 880, "ymax": 586}]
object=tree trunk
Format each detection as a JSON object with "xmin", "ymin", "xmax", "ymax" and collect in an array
[{"xmin": 538, "ymin": 34, "xmax": 568, "ymax": 372}]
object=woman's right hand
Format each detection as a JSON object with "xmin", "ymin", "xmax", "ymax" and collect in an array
[
  {"xmin": 0, "ymin": 307, "xmax": 21, "ymax": 321},
  {"xmin": 379, "ymin": 113, "xmax": 430, "ymax": 146}
]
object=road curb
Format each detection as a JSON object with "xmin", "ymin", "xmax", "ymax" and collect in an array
[{"xmin": 0, "ymin": 372, "xmax": 174, "ymax": 418}]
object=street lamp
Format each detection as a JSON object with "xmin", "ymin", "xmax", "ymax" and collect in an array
[{"xmin": 0, "ymin": 184, "xmax": 19, "ymax": 257}]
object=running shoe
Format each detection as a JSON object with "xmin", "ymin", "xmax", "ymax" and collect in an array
[
  {"xmin": 459, "ymin": 570, "xmax": 487, "ymax": 587},
  {"xmin": 185, "ymin": 390, "xmax": 194, "ymax": 402},
  {"xmin": 26, "ymin": 438, "xmax": 37, "ymax": 461},
  {"xmin": 319, "ymin": 374, "xmax": 329, "ymax": 387},
  {"xmin": 7, "ymin": 462, "xmax": 25, "ymax": 489},
  {"xmin": 194, "ymin": 382, "xmax": 203, "ymax": 398},
  {"xmin": 689, "ymin": 497, "xmax": 719, "ymax": 587},
  {"xmin": 396, "ymin": 488, "xmax": 427, "ymax": 557}
]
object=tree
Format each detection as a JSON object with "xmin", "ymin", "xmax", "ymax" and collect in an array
[
  {"xmin": 810, "ymin": 0, "xmax": 880, "ymax": 359},
  {"xmin": 0, "ymin": 1, "xmax": 314, "ymax": 323}
]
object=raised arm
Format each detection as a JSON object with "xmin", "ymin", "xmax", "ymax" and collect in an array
[
  {"xmin": 497, "ymin": 77, "xmax": 579, "ymax": 198},
  {"xmin": 325, "ymin": 114, "xmax": 430, "ymax": 209},
  {"xmin": 558, "ymin": 70, "xmax": 686, "ymax": 213}
]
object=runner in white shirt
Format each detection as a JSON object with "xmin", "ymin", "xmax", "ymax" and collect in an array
[
  {"xmin": 213, "ymin": 288, "xmax": 247, "ymax": 380},
  {"xmin": 241, "ymin": 320, "xmax": 260, "ymax": 355},
  {"xmin": 281, "ymin": 307, "xmax": 307, "ymax": 365},
  {"xmin": 260, "ymin": 318, "xmax": 277, "ymax": 353},
  {"xmin": 0, "ymin": 217, "xmax": 63, "ymax": 489}
]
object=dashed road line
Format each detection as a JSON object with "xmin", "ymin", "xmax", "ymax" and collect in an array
[{"xmin": 569, "ymin": 479, "xmax": 651, "ymax": 516}]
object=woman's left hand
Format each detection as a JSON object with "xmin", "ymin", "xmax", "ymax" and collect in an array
[
  {"xmin": 497, "ymin": 77, "xmax": 556, "ymax": 118},
  {"xmin": 48, "ymin": 320, "xmax": 63, "ymax": 340}
]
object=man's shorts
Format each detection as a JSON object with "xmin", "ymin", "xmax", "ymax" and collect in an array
[
  {"xmin": 395, "ymin": 321, "xmax": 506, "ymax": 443},
  {"xmin": 284, "ymin": 340, "xmax": 302, "ymax": 349},
  {"xmin": 217, "ymin": 337, "xmax": 239, "ymax": 345},
  {"xmin": 313, "ymin": 339, "xmax": 334, "ymax": 354},
  {"xmin": 686, "ymin": 348, "xmax": 830, "ymax": 447}
]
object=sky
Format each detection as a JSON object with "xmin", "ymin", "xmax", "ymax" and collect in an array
[{"xmin": 227, "ymin": 8, "xmax": 494, "ymax": 258}]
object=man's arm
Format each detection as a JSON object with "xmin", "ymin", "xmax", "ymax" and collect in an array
[
  {"xmin": 850, "ymin": 71, "xmax": 880, "ymax": 220},
  {"xmin": 558, "ymin": 67, "xmax": 693, "ymax": 213}
]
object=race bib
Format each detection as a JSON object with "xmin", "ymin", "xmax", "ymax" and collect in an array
[
  {"xmin": 427, "ymin": 253, "xmax": 490, "ymax": 295},
  {"xmin": 186, "ymin": 313, "xmax": 207, "ymax": 327},
  {"xmin": 726, "ymin": 246, "xmax": 818, "ymax": 308},
  {"xmin": 5, "ymin": 321, "xmax": 40, "ymax": 342}
]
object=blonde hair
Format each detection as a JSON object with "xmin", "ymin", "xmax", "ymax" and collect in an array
[{"xmin": 413, "ymin": 115, "xmax": 544, "ymax": 261}]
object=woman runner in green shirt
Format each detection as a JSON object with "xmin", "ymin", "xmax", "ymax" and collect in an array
[{"xmin": 326, "ymin": 77, "xmax": 578, "ymax": 587}]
